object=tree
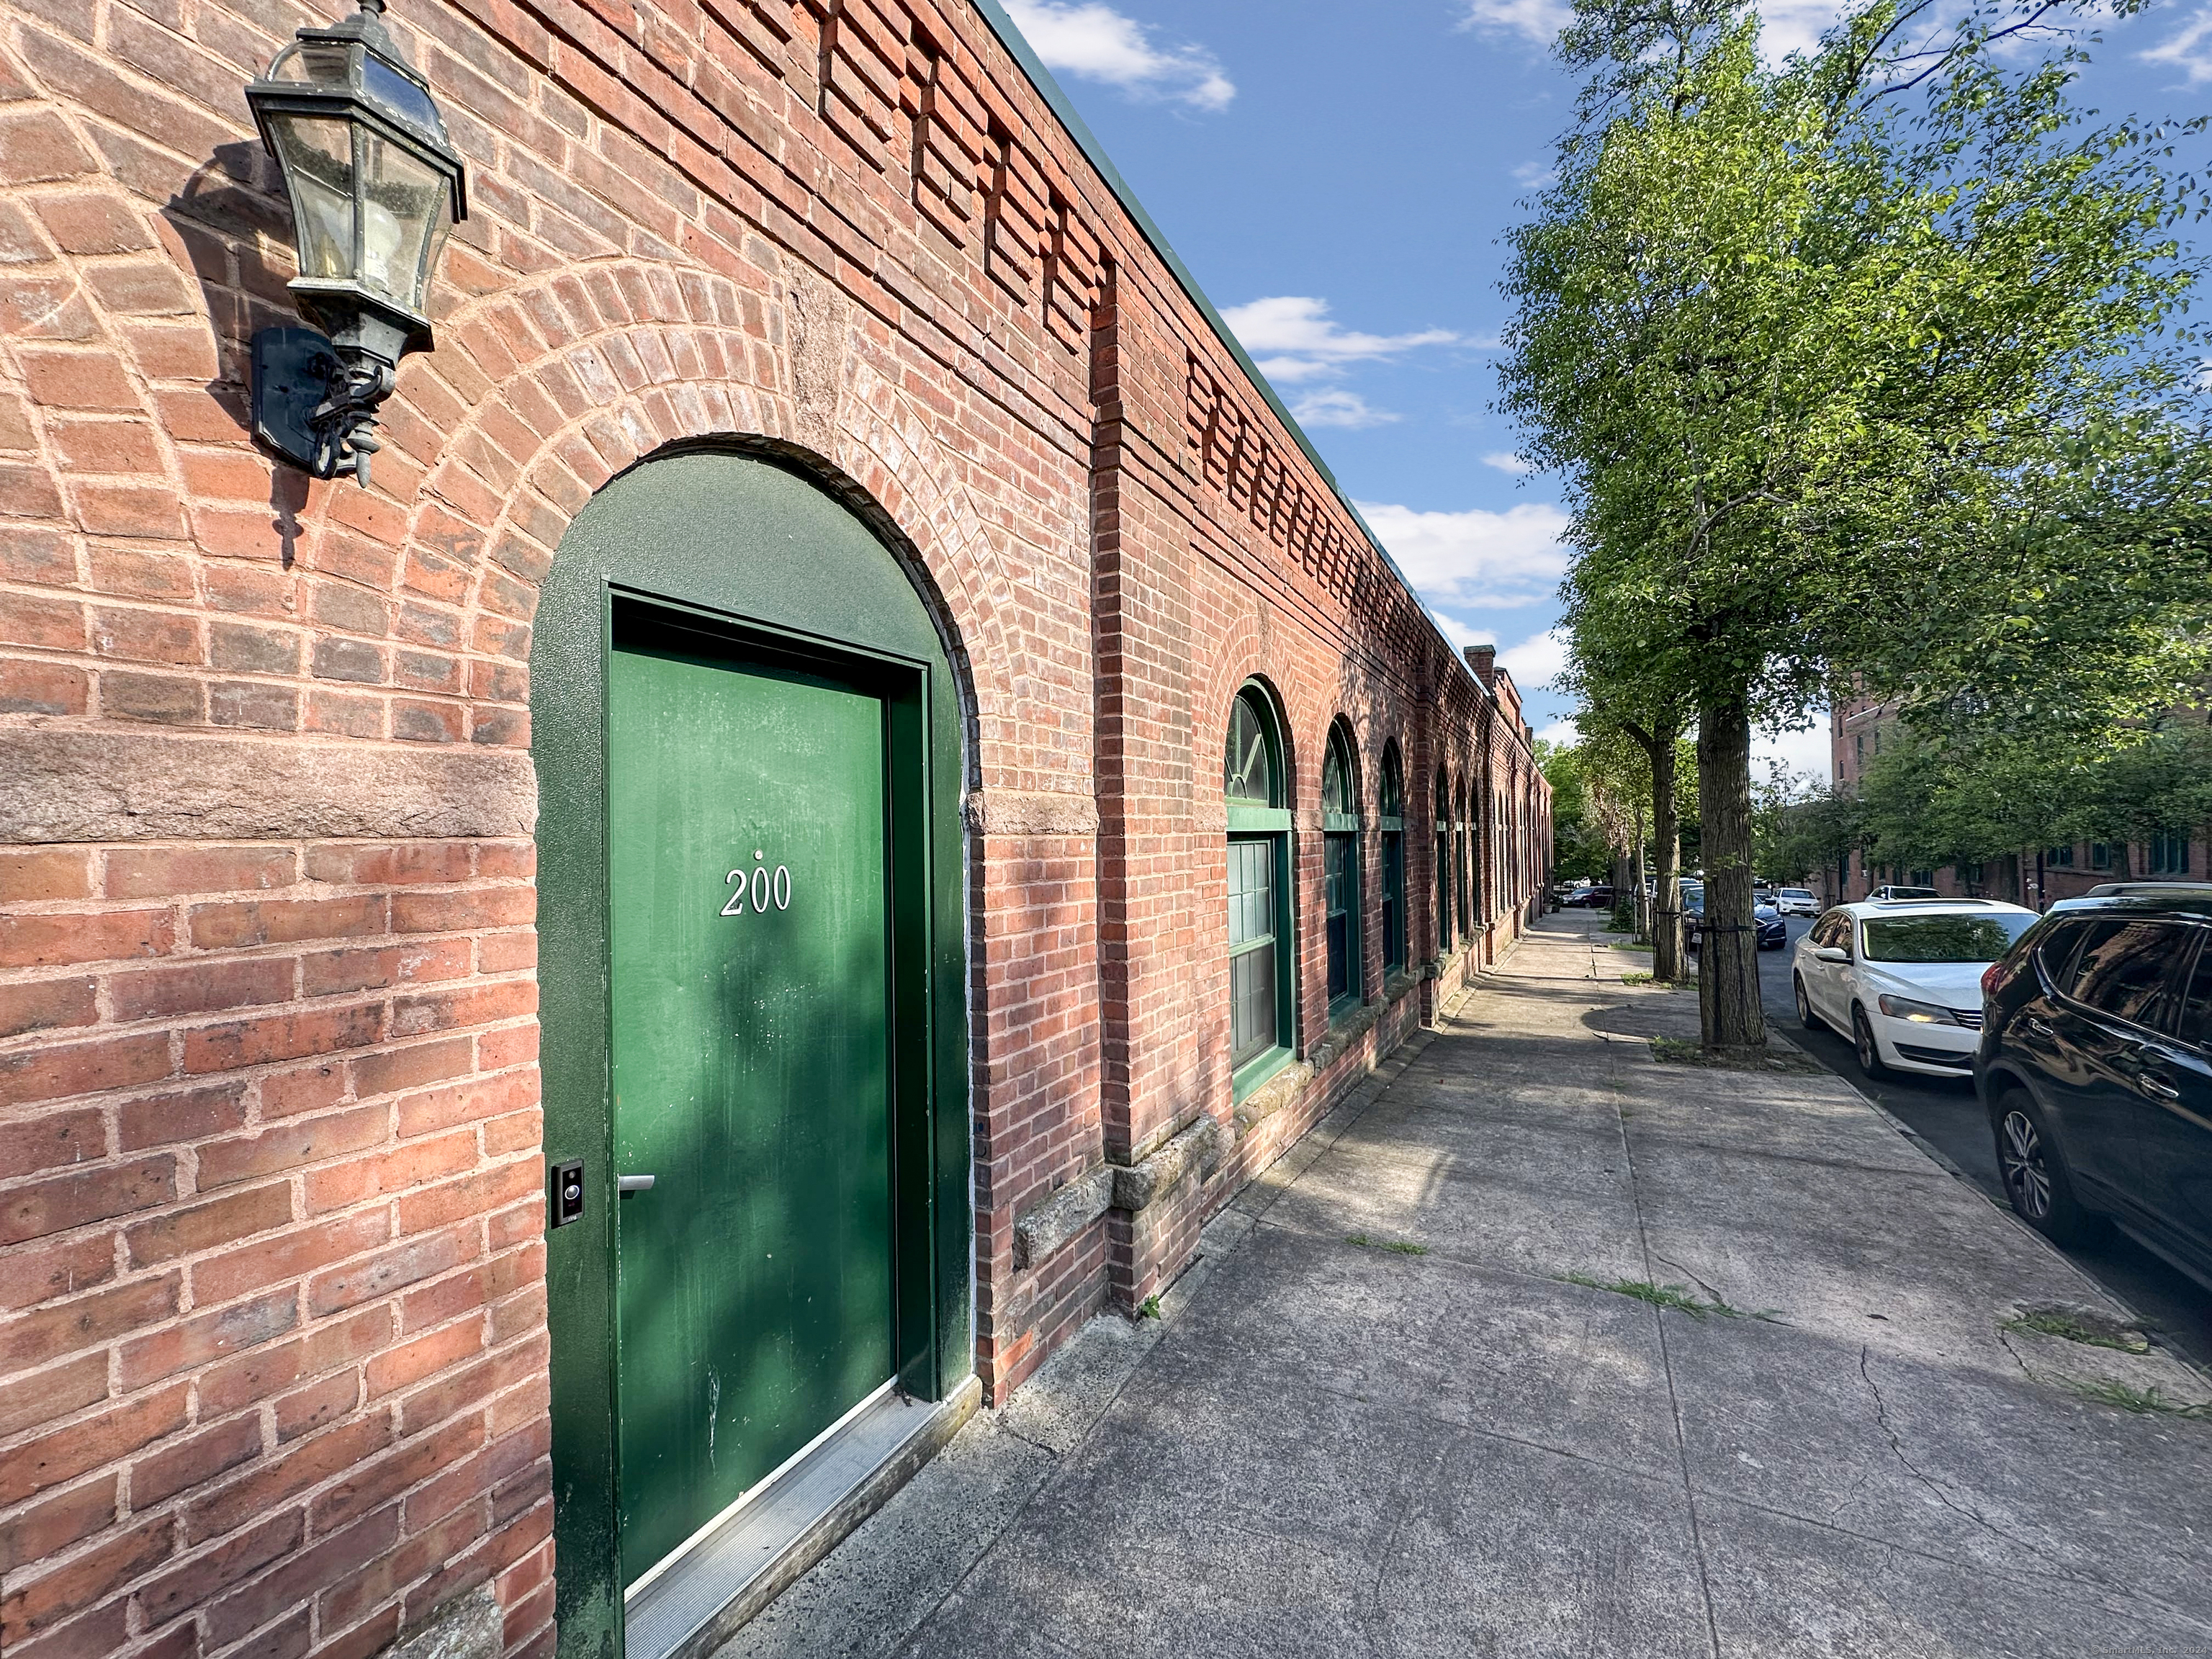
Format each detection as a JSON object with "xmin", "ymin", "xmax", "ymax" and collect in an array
[
  {"xmin": 1853, "ymin": 712, "xmax": 2212, "ymax": 886},
  {"xmin": 1537, "ymin": 739, "xmax": 1615, "ymax": 881},
  {"xmin": 1501, "ymin": 0, "xmax": 2202, "ymax": 1052},
  {"xmin": 1562, "ymin": 621, "xmax": 1697, "ymax": 979},
  {"xmin": 1753, "ymin": 765, "xmax": 1863, "ymax": 889}
]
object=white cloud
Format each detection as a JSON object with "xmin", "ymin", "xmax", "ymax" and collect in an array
[
  {"xmin": 1753, "ymin": 721, "xmax": 1833, "ymax": 784},
  {"xmin": 1460, "ymin": 0, "xmax": 1572, "ymax": 48},
  {"xmin": 1510, "ymin": 159, "xmax": 1556, "ymax": 188},
  {"xmin": 2141, "ymin": 8, "xmax": 2212, "ymax": 83},
  {"xmin": 1498, "ymin": 626, "xmax": 1570, "ymax": 691},
  {"xmin": 1356, "ymin": 499, "xmax": 1572, "ymax": 609},
  {"xmin": 1481, "ymin": 450, "xmax": 1532, "ymax": 475},
  {"xmin": 1221, "ymin": 296, "xmax": 1459, "ymax": 384},
  {"xmin": 1462, "ymin": 0, "xmax": 1842, "ymax": 60},
  {"xmin": 1002, "ymin": 1, "xmax": 1235, "ymax": 109},
  {"xmin": 1290, "ymin": 388, "xmax": 1398, "ymax": 428},
  {"xmin": 1536, "ymin": 717, "xmax": 1581, "ymax": 747}
]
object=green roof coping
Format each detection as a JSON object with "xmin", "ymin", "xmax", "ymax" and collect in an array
[{"xmin": 966, "ymin": 0, "xmax": 1487, "ymax": 701}]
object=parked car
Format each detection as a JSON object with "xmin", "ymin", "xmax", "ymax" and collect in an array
[
  {"xmin": 1562, "ymin": 886, "xmax": 1616, "ymax": 909},
  {"xmin": 1680, "ymin": 891, "xmax": 1785, "ymax": 951},
  {"xmin": 1871, "ymin": 884, "xmax": 1943, "ymax": 901},
  {"xmin": 1792, "ymin": 899, "xmax": 2039, "ymax": 1076},
  {"xmin": 1774, "ymin": 887, "xmax": 1820, "ymax": 917},
  {"xmin": 2049, "ymin": 881, "xmax": 2212, "ymax": 915},
  {"xmin": 1975, "ymin": 891, "xmax": 2212, "ymax": 1285}
]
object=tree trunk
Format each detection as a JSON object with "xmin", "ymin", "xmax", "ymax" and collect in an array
[
  {"xmin": 1631, "ymin": 803, "xmax": 1648, "ymax": 942},
  {"xmin": 1620, "ymin": 716, "xmax": 1686, "ymax": 982},
  {"xmin": 1696, "ymin": 691, "xmax": 1765, "ymax": 1053},
  {"xmin": 1649, "ymin": 731, "xmax": 1683, "ymax": 983}
]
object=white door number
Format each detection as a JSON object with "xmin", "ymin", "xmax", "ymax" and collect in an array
[{"xmin": 722, "ymin": 855, "xmax": 792, "ymax": 917}]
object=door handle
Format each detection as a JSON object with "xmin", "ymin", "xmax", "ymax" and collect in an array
[
  {"xmin": 2140, "ymin": 1079, "xmax": 2182, "ymax": 1102},
  {"xmin": 617, "ymin": 1174, "xmax": 657, "ymax": 1194},
  {"xmin": 2024, "ymin": 1017, "xmax": 2054, "ymax": 1040}
]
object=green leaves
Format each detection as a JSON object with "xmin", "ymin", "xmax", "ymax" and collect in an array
[{"xmin": 1504, "ymin": 0, "xmax": 2203, "ymax": 735}]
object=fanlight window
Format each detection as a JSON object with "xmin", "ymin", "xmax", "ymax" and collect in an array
[
  {"xmin": 1322, "ymin": 732, "xmax": 1354, "ymax": 816},
  {"xmin": 1226, "ymin": 688, "xmax": 1279, "ymax": 806}
]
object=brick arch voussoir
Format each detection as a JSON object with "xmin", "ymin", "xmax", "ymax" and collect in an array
[
  {"xmin": 1200, "ymin": 613, "xmax": 1300, "ymax": 806},
  {"xmin": 380, "ymin": 262, "xmax": 1016, "ymax": 758}
]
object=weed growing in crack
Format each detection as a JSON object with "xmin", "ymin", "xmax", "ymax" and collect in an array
[
  {"xmin": 2066, "ymin": 1379, "xmax": 2209, "ymax": 1418},
  {"xmin": 1622, "ymin": 972, "xmax": 1692, "ymax": 988},
  {"xmin": 1137, "ymin": 1294, "xmax": 1161, "ymax": 1320},
  {"xmin": 2002, "ymin": 1309, "xmax": 2150, "ymax": 1354},
  {"xmin": 1561, "ymin": 1273, "xmax": 1779, "ymax": 1321},
  {"xmin": 1347, "ymin": 1233, "xmax": 1429, "ymax": 1256}
]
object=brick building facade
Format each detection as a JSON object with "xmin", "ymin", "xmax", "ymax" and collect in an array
[
  {"xmin": 1830, "ymin": 697, "xmax": 2202, "ymax": 905},
  {"xmin": 0, "ymin": 3, "xmax": 1550, "ymax": 1658}
]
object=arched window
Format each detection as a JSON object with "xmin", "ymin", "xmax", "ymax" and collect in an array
[
  {"xmin": 1226, "ymin": 683, "xmax": 1294, "ymax": 1092},
  {"xmin": 1379, "ymin": 740, "xmax": 1407, "ymax": 974},
  {"xmin": 1321, "ymin": 721, "xmax": 1362, "ymax": 1017},
  {"xmin": 1434, "ymin": 768, "xmax": 1453, "ymax": 954}
]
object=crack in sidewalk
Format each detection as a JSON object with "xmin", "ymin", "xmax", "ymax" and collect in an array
[{"xmin": 1855, "ymin": 1345, "xmax": 2047, "ymax": 1557}]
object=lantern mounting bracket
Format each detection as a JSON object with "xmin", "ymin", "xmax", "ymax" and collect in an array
[{"xmin": 251, "ymin": 325, "xmax": 392, "ymax": 488}]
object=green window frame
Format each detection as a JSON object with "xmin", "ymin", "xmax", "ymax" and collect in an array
[
  {"xmin": 1322, "ymin": 720, "xmax": 1363, "ymax": 1018},
  {"xmin": 1379, "ymin": 740, "xmax": 1406, "ymax": 975},
  {"xmin": 2152, "ymin": 828, "xmax": 2192, "ymax": 877},
  {"xmin": 1227, "ymin": 683, "xmax": 1295, "ymax": 1095},
  {"xmin": 1454, "ymin": 781, "xmax": 1472, "ymax": 938},
  {"xmin": 1434, "ymin": 768, "xmax": 1453, "ymax": 954}
]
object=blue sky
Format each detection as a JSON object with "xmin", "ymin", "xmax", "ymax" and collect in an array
[{"xmin": 999, "ymin": 0, "xmax": 2212, "ymax": 779}]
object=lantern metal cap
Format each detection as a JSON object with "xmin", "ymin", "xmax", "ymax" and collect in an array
[{"xmin": 246, "ymin": 0, "xmax": 468, "ymax": 226}]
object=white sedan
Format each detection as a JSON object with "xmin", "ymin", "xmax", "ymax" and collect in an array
[
  {"xmin": 1791, "ymin": 899, "xmax": 2039, "ymax": 1078},
  {"xmin": 1774, "ymin": 887, "xmax": 1820, "ymax": 917}
]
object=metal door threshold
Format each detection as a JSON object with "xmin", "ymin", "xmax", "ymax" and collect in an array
[{"xmin": 624, "ymin": 1375, "xmax": 982, "ymax": 1659}]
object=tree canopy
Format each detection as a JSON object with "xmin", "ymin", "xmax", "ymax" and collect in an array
[{"xmin": 1501, "ymin": 0, "xmax": 2206, "ymax": 1047}]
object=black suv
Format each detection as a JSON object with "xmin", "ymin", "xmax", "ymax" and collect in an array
[{"xmin": 1975, "ymin": 890, "xmax": 2212, "ymax": 1287}]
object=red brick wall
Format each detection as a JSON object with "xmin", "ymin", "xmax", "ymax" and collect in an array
[{"xmin": 0, "ymin": 0, "xmax": 1550, "ymax": 1653}]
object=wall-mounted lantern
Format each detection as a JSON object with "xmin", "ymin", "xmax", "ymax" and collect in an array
[{"xmin": 245, "ymin": 0, "xmax": 467, "ymax": 487}]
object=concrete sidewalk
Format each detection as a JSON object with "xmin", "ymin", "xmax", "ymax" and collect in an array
[{"xmin": 724, "ymin": 912, "xmax": 2212, "ymax": 1659}]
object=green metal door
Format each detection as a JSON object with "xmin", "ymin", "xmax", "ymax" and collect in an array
[{"xmin": 607, "ymin": 639, "xmax": 894, "ymax": 1587}]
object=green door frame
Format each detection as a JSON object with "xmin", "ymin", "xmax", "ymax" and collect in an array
[{"xmin": 532, "ymin": 447, "xmax": 972, "ymax": 1659}]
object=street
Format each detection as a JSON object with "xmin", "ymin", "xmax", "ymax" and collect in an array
[
  {"xmin": 1755, "ymin": 914, "xmax": 2212, "ymax": 1369},
  {"xmin": 729, "ymin": 913, "xmax": 2212, "ymax": 1659}
]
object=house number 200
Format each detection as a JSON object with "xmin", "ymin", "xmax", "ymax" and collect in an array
[{"xmin": 721, "ymin": 862, "xmax": 791, "ymax": 917}]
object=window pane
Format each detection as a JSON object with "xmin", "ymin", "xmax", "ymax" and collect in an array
[
  {"xmin": 1326, "ymin": 831, "xmax": 1355, "ymax": 1002},
  {"xmin": 1323, "ymin": 733, "xmax": 1352, "ymax": 815},
  {"xmin": 1228, "ymin": 838, "xmax": 1273, "ymax": 950},
  {"xmin": 1226, "ymin": 693, "xmax": 1274, "ymax": 804},
  {"xmin": 1382, "ymin": 831, "xmax": 1405, "ymax": 970},
  {"xmin": 1231, "ymin": 940, "xmax": 1275, "ymax": 1064},
  {"xmin": 2178, "ymin": 940, "xmax": 2212, "ymax": 1047},
  {"xmin": 1860, "ymin": 914, "xmax": 2035, "ymax": 963},
  {"xmin": 2069, "ymin": 921, "xmax": 2181, "ymax": 1024},
  {"xmin": 2036, "ymin": 920, "xmax": 2087, "ymax": 992}
]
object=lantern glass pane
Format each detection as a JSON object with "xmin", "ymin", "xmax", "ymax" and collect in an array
[
  {"xmin": 359, "ymin": 53, "xmax": 443, "ymax": 132},
  {"xmin": 271, "ymin": 41, "xmax": 351, "ymax": 84},
  {"xmin": 359, "ymin": 133, "xmax": 444, "ymax": 309},
  {"xmin": 269, "ymin": 114, "xmax": 356, "ymax": 282}
]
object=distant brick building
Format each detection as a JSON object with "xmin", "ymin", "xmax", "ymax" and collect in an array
[
  {"xmin": 0, "ymin": 4, "xmax": 1547, "ymax": 1658},
  {"xmin": 1830, "ymin": 697, "xmax": 2200, "ymax": 904}
]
